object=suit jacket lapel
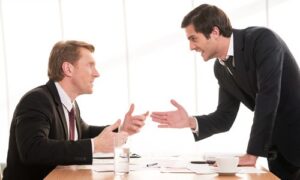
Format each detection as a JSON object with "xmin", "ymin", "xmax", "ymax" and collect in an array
[
  {"xmin": 232, "ymin": 56, "xmax": 253, "ymax": 97},
  {"xmin": 46, "ymin": 80, "xmax": 68, "ymax": 139},
  {"xmin": 74, "ymin": 102, "xmax": 82, "ymax": 139},
  {"xmin": 216, "ymin": 61, "xmax": 255, "ymax": 110}
]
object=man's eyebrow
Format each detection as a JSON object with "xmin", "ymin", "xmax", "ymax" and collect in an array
[{"xmin": 188, "ymin": 35, "xmax": 195, "ymax": 40}]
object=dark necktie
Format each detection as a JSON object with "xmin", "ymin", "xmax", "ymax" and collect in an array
[
  {"xmin": 68, "ymin": 108, "xmax": 75, "ymax": 140},
  {"xmin": 224, "ymin": 56, "xmax": 235, "ymax": 75}
]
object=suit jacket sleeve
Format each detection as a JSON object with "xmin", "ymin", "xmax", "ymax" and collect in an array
[{"xmin": 193, "ymin": 83, "xmax": 240, "ymax": 141}]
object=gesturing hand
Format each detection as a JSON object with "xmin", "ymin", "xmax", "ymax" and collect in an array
[
  {"xmin": 121, "ymin": 104, "xmax": 149, "ymax": 135},
  {"xmin": 151, "ymin": 99, "xmax": 192, "ymax": 128},
  {"xmin": 93, "ymin": 119, "xmax": 128, "ymax": 153}
]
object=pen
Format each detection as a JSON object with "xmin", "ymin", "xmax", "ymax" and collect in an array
[
  {"xmin": 190, "ymin": 160, "xmax": 215, "ymax": 165},
  {"xmin": 146, "ymin": 163, "xmax": 158, "ymax": 167}
]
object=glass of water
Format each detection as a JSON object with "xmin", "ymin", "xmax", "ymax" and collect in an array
[{"xmin": 114, "ymin": 133, "xmax": 130, "ymax": 175}]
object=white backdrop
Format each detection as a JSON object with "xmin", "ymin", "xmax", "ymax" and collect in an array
[{"xmin": 0, "ymin": 0, "xmax": 299, "ymax": 165}]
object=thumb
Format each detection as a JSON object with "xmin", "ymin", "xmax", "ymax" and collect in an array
[
  {"xmin": 108, "ymin": 119, "xmax": 121, "ymax": 131},
  {"xmin": 126, "ymin": 104, "xmax": 135, "ymax": 116},
  {"xmin": 170, "ymin": 99, "xmax": 183, "ymax": 110},
  {"xmin": 143, "ymin": 111, "xmax": 149, "ymax": 117}
]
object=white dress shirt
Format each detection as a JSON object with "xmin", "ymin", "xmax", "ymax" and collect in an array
[{"xmin": 55, "ymin": 82, "xmax": 78, "ymax": 140}]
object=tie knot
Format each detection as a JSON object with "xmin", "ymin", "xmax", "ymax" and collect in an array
[
  {"xmin": 224, "ymin": 55, "xmax": 233, "ymax": 63},
  {"xmin": 223, "ymin": 56, "xmax": 233, "ymax": 66}
]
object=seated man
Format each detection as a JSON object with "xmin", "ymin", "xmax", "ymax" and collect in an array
[{"xmin": 3, "ymin": 40, "xmax": 148, "ymax": 180}]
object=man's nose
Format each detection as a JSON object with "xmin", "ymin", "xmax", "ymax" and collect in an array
[
  {"xmin": 94, "ymin": 69, "xmax": 100, "ymax": 78},
  {"xmin": 189, "ymin": 42, "xmax": 196, "ymax": 51}
]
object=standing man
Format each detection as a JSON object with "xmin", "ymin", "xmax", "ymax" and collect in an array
[
  {"xmin": 151, "ymin": 4, "xmax": 300, "ymax": 179},
  {"xmin": 3, "ymin": 40, "xmax": 148, "ymax": 180}
]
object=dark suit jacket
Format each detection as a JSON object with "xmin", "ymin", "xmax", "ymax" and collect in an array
[
  {"xmin": 3, "ymin": 80, "xmax": 106, "ymax": 180},
  {"xmin": 194, "ymin": 27, "xmax": 300, "ymax": 166}
]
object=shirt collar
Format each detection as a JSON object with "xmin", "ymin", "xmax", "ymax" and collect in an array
[
  {"xmin": 227, "ymin": 34, "xmax": 234, "ymax": 57},
  {"xmin": 218, "ymin": 34, "xmax": 234, "ymax": 65},
  {"xmin": 55, "ymin": 82, "xmax": 73, "ymax": 111}
]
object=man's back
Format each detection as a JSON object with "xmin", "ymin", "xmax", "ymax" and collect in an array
[{"xmin": 3, "ymin": 83, "xmax": 58, "ymax": 180}]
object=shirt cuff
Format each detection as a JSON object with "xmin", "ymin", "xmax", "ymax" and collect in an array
[
  {"xmin": 191, "ymin": 116, "xmax": 199, "ymax": 134},
  {"xmin": 91, "ymin": 139, "xmax": 95, "ymax": 154}
]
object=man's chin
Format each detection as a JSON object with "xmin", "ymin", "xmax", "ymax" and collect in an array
[
  {"xmin": 203, "ymin": 56, "xmax": 214, "ymax": 62},
  {"xmin": 85, "ymin": 89, "xmax": 93, "ymax": 94},
  {"xmin": 202, "ymin": 57, "xmax": 209, "ymax": 61}
]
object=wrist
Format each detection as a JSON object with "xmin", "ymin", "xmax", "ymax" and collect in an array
[
  {"xmin": 188, "ymin": 116, "xmax": 196, "ymax": 130},
  {"xmin": 91, "ymin": 138, "xmax": 95, "ymax": 153}
]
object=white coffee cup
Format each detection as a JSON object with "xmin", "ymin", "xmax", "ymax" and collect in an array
[{"xmin": 216, "ymin": 156, "xmax": 239, "ymax": 172}]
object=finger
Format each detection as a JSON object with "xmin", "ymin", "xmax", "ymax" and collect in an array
[
  {"xmin": 152, "ymin": 118, "xmax": 168, "ymax": 125},
  {"xmin": 126, "ymin": 104, "xmax": 135, "ymax": 116},
  {"xmin": 170, "ymin": 99, "xmax": 183, "ymax": 110},
  {"xmin": 107, "ymin": 119, "xmax": 121, "ymax": 131},
  {"xmin": 151, "ymin": 113, "xmax": 168, "ymax": 120},
  {"xmin": 114, "ymin": 132, "xmax": 128, "ymax": 145},
  {"xmin": 118, "ymin": 130, "xmax": 129, "ymax": 137},
  {"xmin": 158, "ymin": 124, "xmax": 169, "ymax": 128},
  {"xmin": 127, "ymin": 125, "xmax": 140, "ymax": 133},
  {"xmin": 151, "ymin": 117, "xmax": 164, "ymax": 123},
  {"xmin": 132, "ymin": 114, "xmax": 147, "ymax": 121},
  {"xmin": 151, "ymin": 112, "xmax": 167, "ymax": 118},
  {"xmin": 129, "ymin": 119, "xmax": 145, "ymax": 127},
  {"xmin": 143, "ymin": 111, "xmax": 149, "ymax": 117}
]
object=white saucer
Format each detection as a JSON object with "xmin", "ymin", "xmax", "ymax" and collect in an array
[{"xmin": 215, "ymin": 169, "xmax": 239, "ymax": 176}]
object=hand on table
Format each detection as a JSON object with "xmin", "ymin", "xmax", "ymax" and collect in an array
[{"xmin": 238, "ymin": 154, "xmax": 258, "ymax": 166}]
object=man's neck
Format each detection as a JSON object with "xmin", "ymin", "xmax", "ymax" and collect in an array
[
  {"xmin": 57, "ymin": 79, "xmax": 77, "ymax": 101},
  {"xmin": 217, "ymin": 36, "xmax": 231, "ymax": 60}
]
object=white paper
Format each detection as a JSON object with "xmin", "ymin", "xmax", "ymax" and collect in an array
[
  {"xmin": 160, "ymin": 167, "xmax": 193, "ymax": 173},
  {"xmin": 187, "ymin": 164, "xmax": 216, "ymax": 174},
  {"xmin": 159, "ymin": 159, "xmax": 192, "ymax": 173}
]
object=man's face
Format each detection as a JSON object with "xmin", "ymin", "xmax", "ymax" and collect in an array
[
  {"xmin": 185, "ymin": 24, "xmax": 219, "ymax": 61},
  {"xmin": 71, "ymin": 48, "xmax": 100, "ymax": 95}
]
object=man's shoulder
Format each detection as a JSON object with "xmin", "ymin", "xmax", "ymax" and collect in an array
[
  {"xmin": 23, "ymin": 83, "xmax": 49, "ymax": 97},
  {"xmin": 234, "ymin": 26, "xmax": 280, "ymax": 49},
  {"xmin": 18, "ymin": 81, "xmax": 55, "ymax": 106},
  {"xmin": 235, "ymin": 26, "xmax": 275, "ymax": 38}
]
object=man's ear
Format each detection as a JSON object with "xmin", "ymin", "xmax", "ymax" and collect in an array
[
  {"xmin": 62, "ymin": 61, "xmax": 73, "ymax": 77},
  {"xmin": 211, "ymin": 26, "xmax": 221, "ymax": 39}
]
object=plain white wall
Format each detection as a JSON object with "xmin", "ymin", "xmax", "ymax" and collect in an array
[{"xmin": 0, "ymin": 0, "xmax": 299, "ymax": 165}]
